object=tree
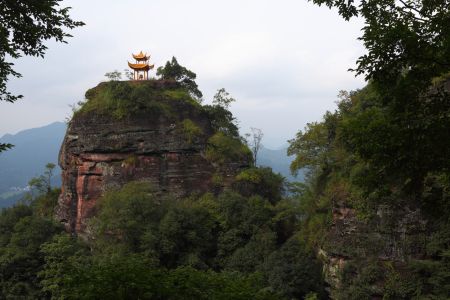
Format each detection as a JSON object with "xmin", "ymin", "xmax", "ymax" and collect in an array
[
  {"xmin": 309, "ymin": 0, "xmax": 450, "ymax": 89},
  {"xmin": 287, "ymin": 121, "xmax": 330, "ymax": 176},
  {"xmin": 291, "ymin": 0, "xmax": 450, "ymax": 191},
  {"xmin": 123, "ymin": 68, "xmax": 134, "ymax": 80},
  {"xmin": 0, "ymin": 143, "xmax": 13, "ymax": 152},
  {"xmin": 245, "ymin": 128, "xmax": 264, "ymax": 166},
  {"xmin": 104, "ymin": 70, "xmax": 122, "ymax": 81},
  {"xmin": 261, "ymin": 237, "xmax": 326, "ymax": 299},
  {"xmin": 0, "ymin": 212, "xmax": 61, "ymax": 298},
  {"xmin": 28, "ymin": 163, "xmax": 56, "ymax": 194},
  {"xmin": 203, "ymin": 88, "xmax": 240, "ymax": 138},
  {"xmin": 0, "ymin": 0, "xmax": 84, "ymax": 152},
  {"xmin": 212, "ymin": 88, "xmax": 235, "ymax": 109},
  {"xmin": 157, "ymin": 57, "xmax": 203, "ymax": 100},
  {"xmin": 233, "ymin": 167, "xmax": 285, "ymax": 204}
]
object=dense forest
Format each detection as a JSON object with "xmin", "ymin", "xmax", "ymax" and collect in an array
[{"xmin": 0, "ymin": 175, "xmax": 326, "ymax": 299}]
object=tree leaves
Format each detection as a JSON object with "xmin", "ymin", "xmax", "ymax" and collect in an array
[{"xmin": 0, "ymin": 0, "xmax": 84, "ymax": 102}]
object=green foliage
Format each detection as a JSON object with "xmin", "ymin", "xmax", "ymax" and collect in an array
[
  {"xmin": 0, "ymin": 143, "xmax": 13, "ymax": 153},
  {"xmin": 212, "ymin": 88, "xmax": 236, "ymax": 109},
  {"xmin": 162, "ymin": 267, "xmax": 279, "ymax": 300},
  {"xmin": 0, "ymin": 181, "xmax": 326, "ymax": 299},
  {"xmin": 308, "ymin": 0, "xmax": 450, "ymax": 194},
  {"xmin": 0, "ymin": 0, "xmax": 83, "ymax": 153},
  {"xmin": 206, "ymin": 132, "xmax": 252, "ymax": 166},
  {"xmin": 91, "ymin": 182, "xmax": 170, "ymax": 255},
  {"xmin": 0, "ymin": 204, "xmax": 33, "ymax": 248},
  {"xmin": 287, "ymin": 122, "xmax": 329, "ymax": 175},
  {"xmin": 158, "ymin": 204, "xmax": 219, "ymax": 269},
  {"xmin": 27, "ymin": 163, "xmax": 56, "ymax": 195},
  {"xmin": 288, "ymin": 79, "xmax": 450, "ymax": 297},
  {"xmin": 0, "ymin": 0, "xmax": 84, "ymax": 103},
  {"xmin": 211, "ymin": 172, "xmax": 224, "ymax": 187},
  {"xmin": 233, "ymin": 167, "xmax": 285, "ymax": 204},
  {"xmin": 42, "ymin": 252, "xmax": 280, "ymax": 300},
  {"xmin": 203, "ymin": 104, "xmax": 240, "ymax": 138},
  {"xmin": 157, "ymin": 56, "xmax": 203, "ymax": 101},
  {"xmin": 202, "ymin": 88, "xmax": 240, "ymax": 139},
  {"xmin": 181, "ymin": 119, "xmax": 203, "ymax": 144},
  {"xmin": 104, "ymin": 70, "xmax": 122, "ymax": 81},
  {"xmin": 309, "ymin": 0, "xmax": 450, "ymax": 92},
  {"xmin": 339, "ymin": 84, "xmax": 450, "ymax": 192},
  {"xmin": 76, "ymin": 81, "xmax": 202, "ymax": 119},
  {"xmin": 80, "ymin": 183, "xmax": 326, "ymax": 299},
  {"xmin": 31, "ymin": 188, "xmax": 61, "ymax": 218},
  {"xmin": 261, "ymin": 236, "xmax": 326, "ymax": 299},
  {"xmin": 39, "ymin": 233, "xmax": 90, "ymax": 299},
  {"xmin": 0, "ymin": 205, "xmax": 62, "ymax": 298}
]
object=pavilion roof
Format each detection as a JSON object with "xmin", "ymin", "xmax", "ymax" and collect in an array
[
  {"xmin": 132, "ymin": 51, "xmax": 150, "ymax": 60},
  {"xmin": 128, "ymin": 62, "xmax": 154, "ymax": 70}
]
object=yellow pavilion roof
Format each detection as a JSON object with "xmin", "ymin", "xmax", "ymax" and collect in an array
[
  {"xmin": 128, "ymin": 62, "xmax": 154, "ymax": 70},
  {"xmin": 132, "ymin": 51, "xmax": 150, "ymax": 61}
]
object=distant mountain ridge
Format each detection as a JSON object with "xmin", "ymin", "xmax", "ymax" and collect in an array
[
  {"xmin": 0, "ymin": 121, "xmax": 301, "ymax": 207},
  {"xmin": 257, "ymin": 147, "xmax": 302, "ymax": 182},
  {"xmin": 0, "ymin": 122, "xmax": 66, "ymax": 207}
]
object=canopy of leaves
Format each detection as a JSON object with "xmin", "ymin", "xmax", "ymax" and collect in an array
[
  {"xmin": 233, "ymin": 167, "xmax": 285, "ymax": 204},
  {"xmin": 0, "ymin": 205, "xmax": 62, "ymax": 298},
  {"xmin": 157, "ymin": 57, "xmax": 203, "ymax": 100},
  {"xmin": 0, "ymin": 0, "xmax": 84, "ymax": 103},
  {"xmin": 206, "ymin": 132, "xmax": 253, "ymax": 166},
  {"xmin": 66, "ymin": 181, "xmax": 326, "ymax": 299},
  {"xmin": 310, "ymin": 0, "xmax": 450, "ymax": 89}
]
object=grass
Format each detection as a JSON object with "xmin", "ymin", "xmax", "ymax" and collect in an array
[{"xmin": 75, "ymin": 80, "xmax": 201, "ymax": 119}]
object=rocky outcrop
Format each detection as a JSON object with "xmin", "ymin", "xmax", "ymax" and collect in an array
[
  {"xmin": 320, "ymin": 201, "xmax": 428, "ymax": 298},
  {"xmin": 56, "ymin": 81, "xmax": 249, "ymax": 234}
]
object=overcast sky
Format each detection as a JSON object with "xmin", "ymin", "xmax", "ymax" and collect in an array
[{"xmin": 0, "ymin": 0, "xmax": 366, "ymax": 148}]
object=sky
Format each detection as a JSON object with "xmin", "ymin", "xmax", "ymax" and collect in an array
[{"xmin": 0, "ymin": 0, "xmax": 366, "ymax": 149}]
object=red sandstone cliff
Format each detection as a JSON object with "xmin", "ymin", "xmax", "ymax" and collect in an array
[{"xmin": 56, "ymin": 81, "xmax": 250, "ymax": 234}]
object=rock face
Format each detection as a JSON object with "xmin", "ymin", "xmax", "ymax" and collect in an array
[
  {"xmin": 56, "ymin": 81, "xmax": 249, "ymax": 234},
  {"xmin": 320, "ymin": 203, "xmax": 428, "ymax": 298}
]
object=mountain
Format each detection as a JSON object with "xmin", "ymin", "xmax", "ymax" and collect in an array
[
  {"xmin": 257, "ymin": 146, "xmax": 303, "ymax": 182},
  {"xmin": 57, "ymin": 80, "xmax": 252, "ymax": 233},
  {"xmin": 0, "ymin": 122, "xmax": 66, "ymax": 207}
]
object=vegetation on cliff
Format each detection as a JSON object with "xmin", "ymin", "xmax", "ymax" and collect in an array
[
  {"xmin": 285, "ymin": 1, "xmax": 450, "ymax": 298},
  {"xmin": 288, "ymin": 80, "xmax": 450, "ymax": 298},
  {"xmin": 76, "ymin": 80, "xmax": 200, "ymax": 119}
]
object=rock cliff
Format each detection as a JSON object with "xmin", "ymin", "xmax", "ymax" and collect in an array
[
  {"xmin": 317, "ymin": 77, "xmax": 450, "ymax": 298},
  {"xmin": 56, "ymin": 80, "xmax": 250, "ymax": 234},
  {"xmin": 320, "ymin": 203, "xmax": 428, "ymax": 298}
]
